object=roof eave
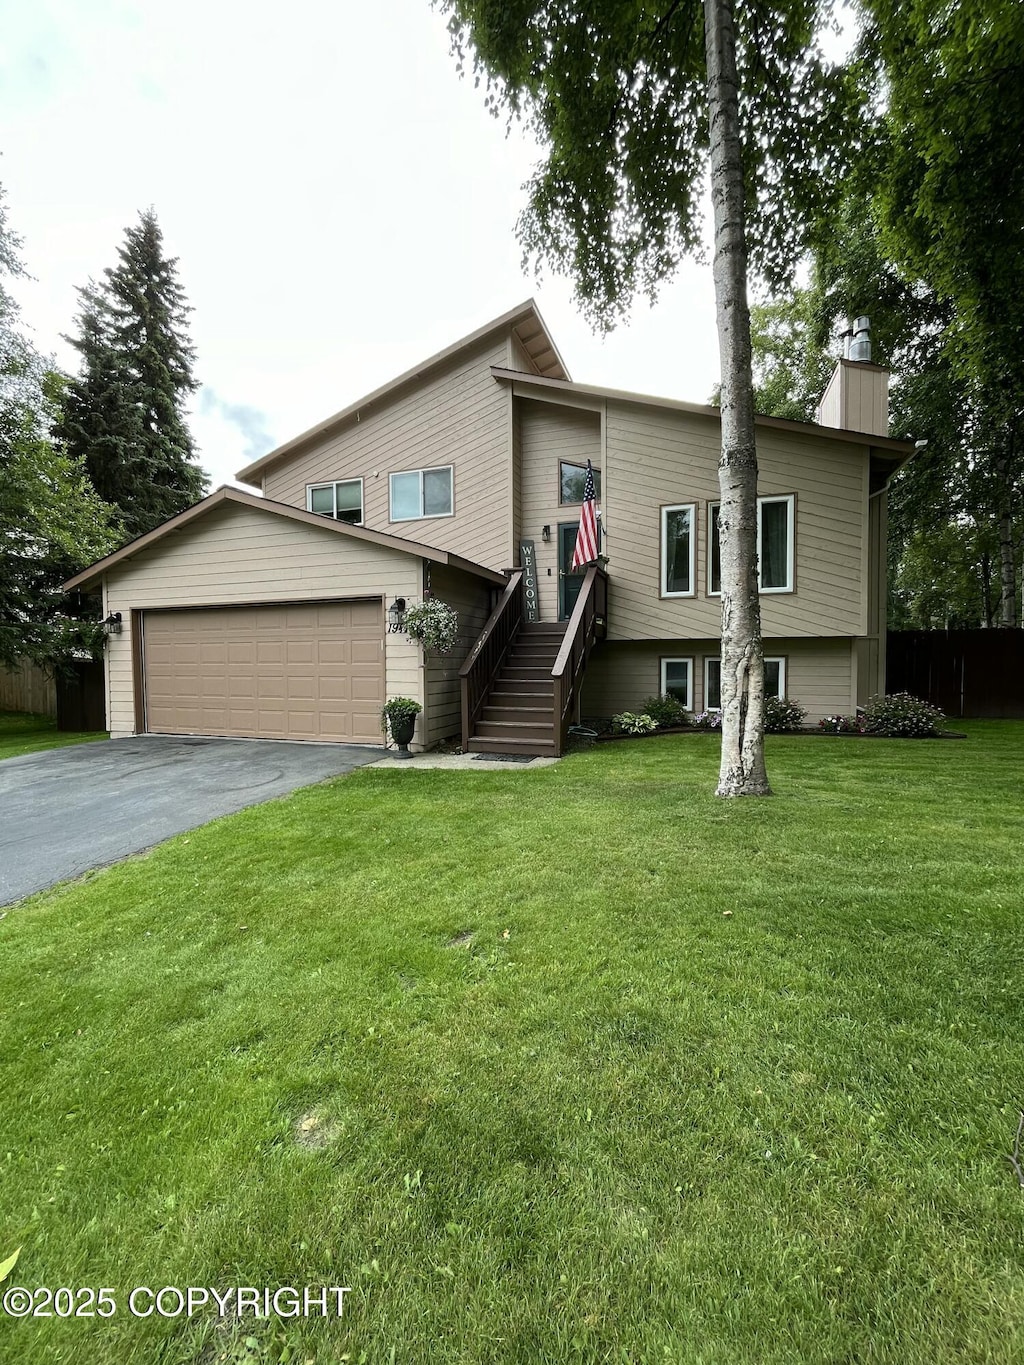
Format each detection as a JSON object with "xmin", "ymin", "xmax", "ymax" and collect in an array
[
  {"xmin": 490, "ymin": 368, "xmax": 915, "ymax": 456},
  {"xmin": 62, "ymin": 486, "xmax": 509, "ymax": 592}
]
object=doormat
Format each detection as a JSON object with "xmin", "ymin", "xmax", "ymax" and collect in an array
[{"xmin": 473, "ymin": 752, "xmax": 538, "ymax": 763}]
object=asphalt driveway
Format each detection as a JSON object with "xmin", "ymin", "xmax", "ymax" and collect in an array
[{"xmin": 0, "ymin": 735, "xmax": 385, "ymax": 906}]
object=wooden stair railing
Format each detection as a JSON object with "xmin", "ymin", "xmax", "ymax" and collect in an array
[
  {"xmin": 551, "ymin": 564, "xmax": 609, "ymax": 756},
  {"xmin": 460, "ymin": 570, "xmax": 524, "ymax": 750}
]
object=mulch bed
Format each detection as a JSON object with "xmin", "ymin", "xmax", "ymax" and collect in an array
[{"xmin": 594, "ymin": 725, "xmax": 967, "ymax": 743}]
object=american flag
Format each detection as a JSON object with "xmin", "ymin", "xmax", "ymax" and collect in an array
[{"xmin": 570, "ymin": 460, "xmax": 599, "ymax": 570}]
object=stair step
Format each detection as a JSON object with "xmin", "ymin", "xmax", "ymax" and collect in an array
[
  {"xmin": 489, "ymin": 688, "xmax": 553, "ymax": 705},
  {"xmin": 493, "ymin": 675, "xmax": 553, "ymax": 687},
  {"xmin": 475, "ymin": 720, "xmax": 555, "ymax": 740},
  {"xmin": 500, "ymin": 665, "xmax": 555, "ymax": 680},
  {"xmin": 467, "ymin": 736, "xmax": 556, "ymax": 756},
  {"xmin": 482, "ymin": 704, "xmax": 554, "ymax": 723}
]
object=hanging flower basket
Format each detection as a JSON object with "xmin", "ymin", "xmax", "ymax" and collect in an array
[{"xmin": 402, "ymin": 599, "xmax": 459, "ymax": 654}]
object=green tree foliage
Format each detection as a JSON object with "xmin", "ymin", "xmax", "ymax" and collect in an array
[
  {"xmin": 852, "ymin": 0, "xmax": 1024, "ymax": 625},
  {"xmin": 436, "ymin": 0, "xmax": 860, "ymax": 795},
  {"xmin": 749, "ymin": 193, "xmax": 1022, "ymax": 630},
  {"xmin": 0, "ymin": 190, "xmax": 121, "ymax": 670},
  {"xmin": 56, "ymin": 210, "xmax": 207, "ymax": 541}
]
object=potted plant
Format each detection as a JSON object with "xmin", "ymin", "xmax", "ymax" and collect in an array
[
  {"xmin": 402, "ymin": 598, "xmax": 459, "ymax": 654},
  {"xmin": 381, "ymin": 697, "xmax": 422, "ymax": 758}
]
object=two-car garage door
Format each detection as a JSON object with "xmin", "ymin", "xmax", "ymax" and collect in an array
[{"xmin": 143, "ymin": 600, "xmax": 384, "ymax": 743}]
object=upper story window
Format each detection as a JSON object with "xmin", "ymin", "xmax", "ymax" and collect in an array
[
  {"xmin": 708, "ymin": 494, "xmax": 795, "ymax": 595},
  {"xmin": 660, "ymin": 503, "xmax": 696, "ymax": 597},
  {"xmin": 559, "ymin": 461, "xmax": 602, "ymax": 505},
  {"xmin": 307, "ymin": 479, "xmax": 363, "ymax": 524},
  {"xmin": 390, "ymin": 466, "xmax": 453, "ymax": 521}
]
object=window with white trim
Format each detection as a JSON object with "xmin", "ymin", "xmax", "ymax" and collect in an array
[
  {"xmin": 660, "ymin": 504, "xmax": 696, "ymax": 597},
  {"xmin": 708, "ymin": 495, "xmax": 795, "ymax": 594},
  {"xmin": 660, "ymin": 657, "xmax": 693, "ymax": 709},
  {"xmin": 703, "ymin": 656, "xmax": 786, "ymax": 711},
  {"xmin": 307, "ymin": 479, "xmax": 363, "ymax": 524},
  {"xmin": 389, "ymin": 466, "xmax": 454, "ymax": 521}
]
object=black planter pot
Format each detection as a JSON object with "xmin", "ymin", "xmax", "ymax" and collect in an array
[{"xmin": 389, "ymin": 713, "xmax": 417, "ymax": 758}]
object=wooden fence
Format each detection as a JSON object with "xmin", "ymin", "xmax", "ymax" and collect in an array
[
  {"xmin": 0, "ymin": 659, "xmax": 57, "ymax": 716},
  {"xmin": 887, "ymin": 629, "xmax": 1024, "ymax": 718}
]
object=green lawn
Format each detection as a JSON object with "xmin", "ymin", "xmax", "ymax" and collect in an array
[
  {"xmin": 0, "ymin": 711, "xmax": 107, "ymax": 761},
  {"xmin": 1, "ymin": 724, "xmax": 1023, "ymax": 1364}
]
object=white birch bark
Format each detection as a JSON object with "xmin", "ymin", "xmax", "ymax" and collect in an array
[{"xmin": 704, "ymin": 0, "xmax": 770, "ymax": 796}]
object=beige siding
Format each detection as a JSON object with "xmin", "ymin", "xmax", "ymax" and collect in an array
[
  {"xmin": 603, "ymin": 401, "xmax": 869, "ymax": 642},
  {"xmin": 422, "ymin": 564, "xmax": 494, "ymax": 746},
  {"xmin": 518, "ymin": 398, "xmax": 603, "ymax": 619},
  {"xmin": 102, "ymin": 502, "xmax": 422, "ymax": 741},
  {"xmin": 582, "ymin": 637, "xmax": 856, "ymax": 722},
  {"xmin": 816, "ymin": 360, "xmax": 889, "ymax": 438},
  {"xmin": 262, "ymin": 337, "xmax": 512, "ymax": 570}
]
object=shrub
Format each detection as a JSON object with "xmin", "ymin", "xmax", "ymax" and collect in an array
[
  {"xmin": 860, "ymin": 692, "xmax": 945, "ymax": 738},
  {"xmin": 763, "ymin": 695, "xmax": 807, "ymax": 732},
  {"xmin": 611, "ymin": 711, "xmax": 659, "ymax": 736},
  {"xmin": 819, "ymin": 714, "xmax": 861, "ymax": 734},
  {"xmin": 640, "ymin": 694, "xmax": 691, "ymax": 729},
  {"xmin": 691, "ymin": 710, "xmax": 722, "ymax": 731}
]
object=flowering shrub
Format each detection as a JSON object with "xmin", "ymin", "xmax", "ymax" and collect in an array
[
  {"xmin": 860, "ymin": 692, "xmax": 945, "ymax": 738},
  {"xmin": 763, "ymin": 695, "xmax": 807, "ymax": 732},
  {"xmin": 403, "ymin": 599, "xmax": 459, "ymax": 654},
  {"xmin": 691, "ymin": 710, "xmax": 722, "ymax": 731},
  {"xmin": 611, "ymin": 711, "xmax": 659, "ymax": 736},
  {"xmin": 641, "ymin": 694, "xmax": 691, "ymax": 729},
  {"xmin": 819, "ymin": 714, "xmax": 861, "ymax": 734}
]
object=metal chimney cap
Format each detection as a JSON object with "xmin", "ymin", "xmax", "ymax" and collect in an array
[{"xmin": 849, "ymin": 316, "xmax": 872, "ymax": 363}]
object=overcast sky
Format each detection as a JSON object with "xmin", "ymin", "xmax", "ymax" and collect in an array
[{"xmin": 2, "ymin": 0, "xmax": 722, "ymax": 489}]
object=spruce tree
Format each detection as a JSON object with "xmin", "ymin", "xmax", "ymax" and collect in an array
[
  {"xmin": 57, "ymin": 211, "xmax": 207, "ymax": 541},
  {"xmin": 0, "ymin": 185, "xmax": 121, "ymax": 669}
]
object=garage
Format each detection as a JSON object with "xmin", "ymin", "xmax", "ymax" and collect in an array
[{"xmin": 142, "ymin": 600, "xmax": 385, "ymax": 743}]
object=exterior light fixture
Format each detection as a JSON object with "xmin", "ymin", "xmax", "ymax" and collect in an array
[
  {"xmin": 102, "ymin": 612, "xmax": 123, "ymax": 636},
  {"xmin": 387, "ymin": 598, "xmax": 407, "ymax": 633},
  {"xmin": 541, "ymin": 525, "xmax": 551, "ymax": 542}
]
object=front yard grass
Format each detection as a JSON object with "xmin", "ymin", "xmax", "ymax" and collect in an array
[
  {"xmin": 1, "ymin": 721, "xmax": 1023, "ymax": 1363},
  {"xmin": 0, "ymin": 711, "xmax": 107, "ymax": 761}
]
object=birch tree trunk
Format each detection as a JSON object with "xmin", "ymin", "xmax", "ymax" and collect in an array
[{"xmin": 704, "ymin": 0, "xmax": 770, "ymax": 797}]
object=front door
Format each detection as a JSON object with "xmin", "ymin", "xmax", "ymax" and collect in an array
[{"xmin": 558, "ymin": 522, "xmax": 585, "ymax": 620}]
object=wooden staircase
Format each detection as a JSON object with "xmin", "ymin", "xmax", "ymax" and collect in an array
[{"xmin": 466, "ymin": 621, "xmax": 566, "ymax": 756}]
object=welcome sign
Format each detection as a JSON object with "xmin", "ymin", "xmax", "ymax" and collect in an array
[{"xmin": 519, "ymin": 540, "xmax": 540, "ymax": 622}]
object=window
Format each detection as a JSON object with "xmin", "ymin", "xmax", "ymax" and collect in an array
[
  {"xmin": 307, "ymin": 479, "xmax": 363, "ymax": 524},
  {"xmin": 707, "ymin": 494, "xmax": 795, "ymax": 594},
  {"xmin": 660, "ymin": 504, "xmax": 696, "ymax": 597},
  {"xmin": 660, "ymin": 657, "xmax": 693, "ymax": 709},
  {"xmin": 559, "ymin": 461, "xmax": 602, "ymax": 504},
  {"xmin": 389, "ymin": 466, "xmax": 453, "ymax": 521},
  {"xmin": 703, "ymin": 655, "xmax": 786, "ymax": 711},
  {"xmin": 759, "ymin": 496, "xmax": 794, "ymax": 591}
]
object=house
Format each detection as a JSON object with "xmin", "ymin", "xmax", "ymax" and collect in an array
[{"xmin": 63, "ymin": 301, "xmax": 912, "ymax": 755}]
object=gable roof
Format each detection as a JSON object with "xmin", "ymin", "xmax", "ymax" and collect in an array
[
  {"xmin": 235, "ymin": 300, "xmax": 568, "ymax": 487},
  {"xmin": 62, "ymin": 486, "xmax": 510, "ymax": 593},
  {"xmin": 489, "ymin": 368, "xmax": 916, "ymax": 465}
]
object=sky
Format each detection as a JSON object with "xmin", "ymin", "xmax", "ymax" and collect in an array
[{"xmin": 1, "ymin": 0, "xmax": 722, "ymax": 489}]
